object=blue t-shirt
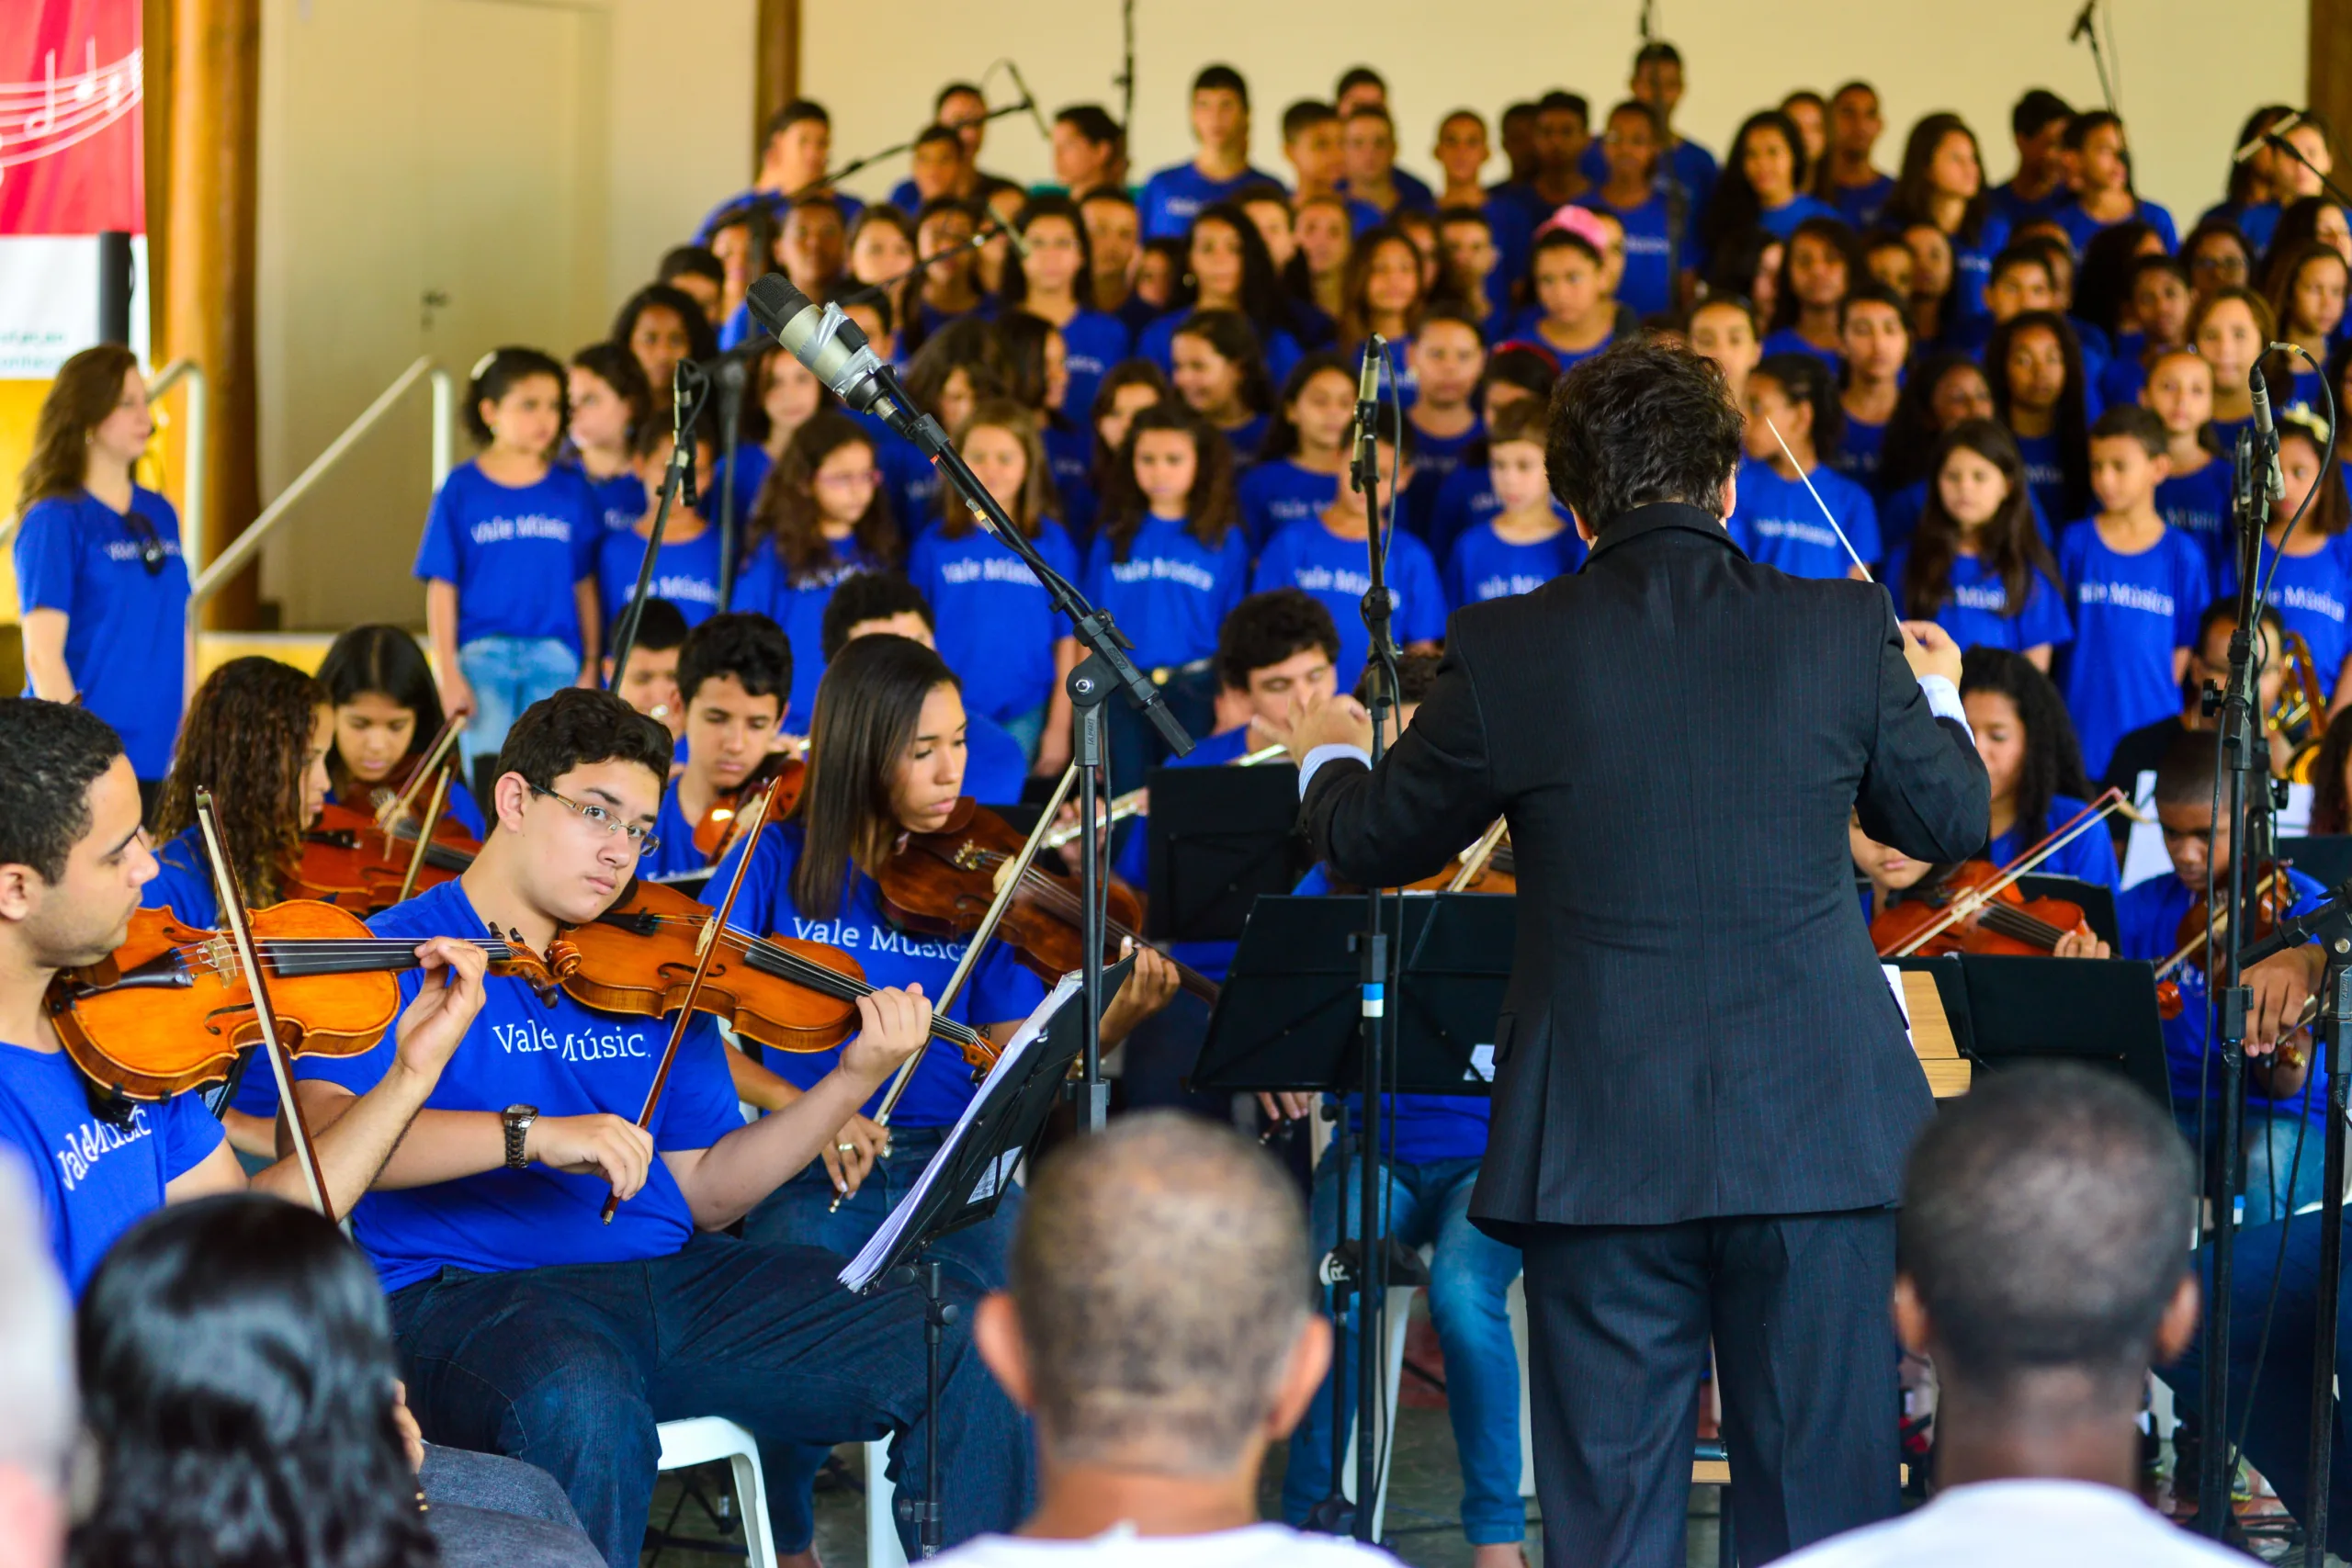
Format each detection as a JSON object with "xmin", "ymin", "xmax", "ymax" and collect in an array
[
  {"xmin": 695, "ymin": 186, "xmax": 863, "ymax": 244},
  {"xmin": 1573, "ymin": 190, "xmax": 1684, "ymax": 318},
  {"xmin": 1727, "ymin": 459, "xmax": 1881, "ymax": 579},
  {"xmin": 1883, "ymin": 546, "xmax": 2074, "ymax": 657},
  {"xmin": 2097, "ymin": 352, "xmax": 2149, "ymax": 412},
  {"xmin": 413, "ymin": 461, "xmax": 600, "ymax": 653},
  {"xmin": 1250, "ymin": 519, "xmax": 1448, "ymax": 692},
  {"xmin": 635, "ymin": 787, "xmax": 709, "ymax": 882},
  {"xmin": 1757, "ymin": 193, "xmax": 1841, "ymax": 240},
  {"xmin": 1827, "ymin": 174, "xmax": 1897, "ymax": 231},
  {"xmin": 1760, "ymin": 326, "xmax": 1842, "ymax": 373},
  {"xmin": 1947, "ymin": 214, "xmax": 2014, "ymax": 326},
  {"xmin": 1988, "ymin": 791, "xmax": 2121, "ymax": 891},
  {"xmin": 13, "ymin": 487, "xmax": 191, "ymax": 779},
  {"xmin": 1577, "ymin": 138, "xmax": 1720, "ymax": 220},
  {"xmin": 732, "ymin": 533, "xmax": 886, "ymax": 722},
  {"xmin": 2055, "ymin": 198, "xmax": 2178, "ymax": 257},
  {"xmin": 846, "ymin": 410, "xmax": 942, "ymax": 536},
  {"xmin": 2199, "ymin": 198, "xmax": 2280, "ymax": 255},
  {"xmin": 2120, "ymin": 865, "xmax": 2328, "ymax": 1119},
  {"xmin": 596, "ymin": 525, "xmax": 724, "ymax": 629},
  {"xmin": 1042, "ymin": 426, "xmax": 1095, "ymax": 548},
  {"xmin": 1426, "ymin": 464, "xmax": 1503, "ymax": 562},
  {"xmin": 908, "ymin": 521, "xmax": 1082, "ymax": 723},
  {"xmin": 2010, "ymin": 432, "xmax": 2077, "ymax": 525},
  {"xmin": 1082, "ymin": 516, "xmax": 1250, "ymax": 671},
  {"xmin": 1831, "ymin": 413, "xmax": 1889, "ymax": 496},
  {"xmin": 702, "ymin": 446, "xmax": 773, "ymax": 531},
  {"xmin": 141, "ymin": 825, "xmax": 220, "ymax": 931},
  {"xmin": 1136, "ymin": 311, "xmax": 1304, "ymax": 391},
  {"xmin": 2155, "ymin": 461, "xmax": 2235, "ymax": 576},
  {"xmin": 1399, "ymin": 420, "xmax": 1484, "ymax": 542},
  {"xmin": 2054, "ymin": 521, "xmax": 2209, "ymax": 779},
  {"xmin": 0, "ymin": 1043, "xmax": 222, "ymax": 1294},
  {"xmin": 582, "ymin": 468, "xmax": 646, "ymax": 534},
  {"xmin": 1139, "ymin": 162, "xmax": 1288, "ymax": 240},
  {"xmin": 1445, "ymin": 520, "xmax": 1583, "ymax": 608},
  {"xmin": 1057, "ymin": 310, "xmax": 1133, "ymax": 423},
  {"xmin": 2221, "ymin": 533, "xmax": 2352, "ymax": 699},
  {"xmin": 712, "ymin": 818, "xmax": 1046, "ymax": 1126},
  {"xmin": 1238, "ymin": 460, "xmax": 1341, "ymax": 552},
  {"xmin": 1989, "ymin": 180, "xmax": 2072, "ymax": 232},
  {"xmin": 292, "ymin": 879, "xmax": 746, "ymax": 1292}
]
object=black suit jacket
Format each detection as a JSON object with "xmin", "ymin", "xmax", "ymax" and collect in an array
[{"xmin": 1301, "ymin": 503, "xmax": 1989, "ymax": 1230}]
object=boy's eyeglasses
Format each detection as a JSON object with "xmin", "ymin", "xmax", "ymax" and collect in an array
[{"xmin": 529, "ymin": 785, "xmax": 662, "ymax": 855}]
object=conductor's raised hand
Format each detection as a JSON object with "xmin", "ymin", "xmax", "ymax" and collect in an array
[
  {"xmin": 1899, "ymin": 621, "xmax": 1964, "ymax": 687},
  {"xmin": 1283, "ymin": 690, "xmax": 1375, "ymax": 767},
  {"xmin": 841, "ymin": 983, "xmax": 933, "ymax": 1087}
]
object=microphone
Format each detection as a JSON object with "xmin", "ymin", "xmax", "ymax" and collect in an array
[
  {"xmin": 2249, "ymin": 360, "xmax": 2284, "ymax": 507},
  {"xmin": 2236, "ymin": 110, "xmax": 2301, "ymax": 165},
  {"xmin": 1350, "ymin": 335, "xmax": 1383, "ymax": 495},
  {"xmin": 1006, "ymin": 62, "xmax": 1050, "ymax": 141},
  {"xmin": 744, "ymin": 273, "xmax": 915, "ymax": 436},
  {"xmin": 2068, "ymin": 0, "xmax": 2095, "ymax": 41}
]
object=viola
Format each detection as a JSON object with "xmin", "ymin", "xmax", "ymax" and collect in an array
[
  {"xmin": 690, "ymin": 753, "xmax": 808, "ymax": 863},
  {"xmin": 557, "ymin": 875, "xmax": 1000, "ymax": 1071},
  {"xmin": 51, "ymin": 901, "xmax": 557, "ymax": 1102},
  {"xmin": 876, "ymin": 797, "xmax": 1220, "ymax": 1005},
  {"xmin": 1868, "ymin": 860, "xmax": 2092, "ymax": 957}
]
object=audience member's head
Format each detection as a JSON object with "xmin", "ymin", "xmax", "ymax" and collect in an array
[{"xmin": 0, "ymin": 1159, "xmax": 72, "ymax": 1568}]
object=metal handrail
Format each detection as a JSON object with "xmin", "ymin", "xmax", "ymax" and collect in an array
[
  {"xmin": 147, "ymin": 358, "xmax": 208, "ymax": 578},
  {"xmin": 189, "ymin": 355, "xmax": 453, "ymax": 610}
]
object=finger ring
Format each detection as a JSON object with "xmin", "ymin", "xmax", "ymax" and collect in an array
[{"xmin": 837, "ymin": 1142, "xmax": 857, "ymax": 1154}]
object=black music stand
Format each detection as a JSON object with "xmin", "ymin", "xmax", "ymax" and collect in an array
[
  {"xmin": 837, "ymin": 957, "xmax": 1133, "ymax": 1558},
  {"xmin": 1144, "ymin": 764, "xmax": 1306, "ymax": 944},
  {"xmin": 2279, "ymin": 835, "xmax": 2352, "ymax": 890},
  {"xmin": 1951, "ymin": 953, "xmax": 2175, "ymax": 1115},
  {"xmin": 2014, "ymin": 872, "xmax": 2120, "ymax": 952}
]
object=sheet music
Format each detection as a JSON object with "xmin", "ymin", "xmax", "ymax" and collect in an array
[{"xmin": 837, "ymin": 971, "xmax": 1083, "ymax": 1292}]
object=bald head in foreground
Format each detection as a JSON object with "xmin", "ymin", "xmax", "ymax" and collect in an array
[{"xmin": 935, "ymin": 1113, "xmax": 1391, "ymax": 1565}]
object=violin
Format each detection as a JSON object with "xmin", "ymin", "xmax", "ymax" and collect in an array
[
  {"xmin": 1869, "ymin": 860, "xmax": 2092, "ymax": 957},
  {"xmin": 49, "ymin": 900, "xmax": 556, "ymax": 1103},
  {"xmin": 690, "ymin": 752, "xmax": 808, "ymax": 863},
  {"xmin": 1399, "ymin": 818, "xmax": 1517, "ymax": 894},
  {"xmin": 292, "ymin": 801, "xmax": 479, "ymax": 908},
  {"xmin": 876, "ymin": 797, "xmax": 1221, "ymax": 1005},
  {"xmin": 2154, "ymin": 860, "xmax": 2311, "ymax": 1072}
]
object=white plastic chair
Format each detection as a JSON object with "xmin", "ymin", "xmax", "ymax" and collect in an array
[
  {"xmin": 865, "ymin": 1436, "xmax": 909, "ymax": 1568},
  {"xmin": 654, "ymin": 1416, "xmax": 776, "ymax": 1568}
]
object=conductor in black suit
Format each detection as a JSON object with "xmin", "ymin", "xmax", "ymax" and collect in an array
[{"xmin": 1285, "ymin": 339, "xmax": 1990, "ymax": 1565}]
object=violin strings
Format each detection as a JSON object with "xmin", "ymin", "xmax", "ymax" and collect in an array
[{"xmin": 619, "ymin": 912, "xmax": 988, "ymax": 1049}]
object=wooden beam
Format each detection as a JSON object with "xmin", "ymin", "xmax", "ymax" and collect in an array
[
  {"xmin": 753, "ymin": 0, "xmax": 799, "ymax": 164},
  {"xmin": 2314, "ymin": 0, "xmax": 2352, "ymax": 178},
  {"xmin": 161, "ymin": 0, "xmax": 261, "ymax": 629}
]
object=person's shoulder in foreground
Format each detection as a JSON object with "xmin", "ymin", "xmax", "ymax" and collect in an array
[
  {"xmin": 1776, "ymin": 1477, "xmax": 2244, "ymax": 1566},
  {"xmin": 935, "ymin": 1522, "xmax": 1393, "ymax": 1565}
]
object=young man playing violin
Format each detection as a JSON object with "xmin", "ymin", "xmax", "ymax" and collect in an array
[
  {"xmin": 0, "ymin": 697, "xmax": 491, "ymax": 1294},
  {"xmin": 639, "ymin": 609, "xmax": 796, "ymax": 881},
  {"xmin": 2119, "ymin": 732, "xmax": 2327, "ymax": 1224},
  {"xmin": 288, "ymin": 686, "xmax": 1033, "ymax": 1568}
]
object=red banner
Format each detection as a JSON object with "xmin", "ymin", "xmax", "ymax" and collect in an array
[{"xmin": 0, "ymin": 0, "xmax": 143, "ymax": 237}]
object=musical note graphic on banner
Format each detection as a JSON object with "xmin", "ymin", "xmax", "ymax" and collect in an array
[{"xmin": 0, "ymin": 39, "xmax": 142, "ymax": 186}]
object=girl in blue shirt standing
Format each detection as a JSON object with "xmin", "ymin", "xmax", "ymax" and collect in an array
[
  {"xmin": 597, "ymin": 423, "xmax": 726, "ymax": 632},
  {"xmin": 733, "ymin": 412, "xmax": 902, "ymax": 724},
  {"xmin": 1136, "ymin": 204, "xmax": 1300, "ymax": 388},
  {"xmin": 14, "ymin": 344, "xmax": 190, "ymax": 803},
  {"xmin": 1698, "ymin": 109, "xmax": 1840, "ymax": 269},
  {"xmin": 1238, "ymin": 355, "xmax": 1353, "ymax": 550},
  {"xmin": 562, "ymin": 343, "xmax": 650, "ymax": 535},
  {"xmin": 1070, "ymin": 363, "xmax": 1170, "ymax": 552},
  {"xmin": 1515, "ymin": 227, "xmax": 1617, "ymax": 367},
  {"xmin": 317, "ymin": 624, "xmax": 489, "ymax": 843},
  {"xmin": 2145, "ymin": 349, "xmax": 2233, "ymax": 572},
  {"xmin": 1403, "ymin": 305, "xmax": 1489, "ymax": 539},
  {"xmin": 1730, "ymin": 353, "xmax": 1880, "ymax": 578},
  {"xmin": 908, "ymin": 400, "xmax": 1081, "ymax": 772},
  {"xmin": 1445, "ymin": 400, "xmax": 1582, "ymax": 607},
  {"xmin": 2224, "ymin": 413, "xmax": 2352, "ymax": 703},
  {"xmin": 415, "ymin": 348, "xmax": 603, "ymax": 775},
  {"xmin": 1883, "ymin": 114, "xmax": 2010, "ymax": 333},
  {"xmin": 1000, "ymin": 194, "xmax": 1132, "ymax": 424},
  {"xmin": 1762, "ymin": 217, "xmax": 1858, "ymax": 367},
  {"xmin": 1988, "ymin": 310, "xmax": 2094, "ymax": 523},
  {"xmin": 2054, "ymin": 113, "xmax": 2179, "ymax": 256},
  {"xmin": 1887, "ymin": 421, "xmax": 2071, "ymax": 669},
  {"xmin": 1168, "ymin": 311, "xmax": 1276, "ymax": 466},
  {"xmin": 1960, "ymin": 647, "xmax": 2120, "ymax": 891}
]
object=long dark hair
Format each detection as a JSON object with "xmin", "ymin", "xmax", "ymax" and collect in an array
[
  {"xmin": 1088, "ymin": 359, "xmax": 1170, "ymax": 483},
  {"xmin": 1961, "ymin": 645, "xmax": 2092, "ymax": 843},
  {"xmin": 1767, "ymin": 216, "xmax": 1859, "ymax": 333},
  {"xmin": 2074, "ymin": 220, "xmax": 2161, "ymax": 344},
  {"xmin": 999, "ymin": 194, "xmax": 1097, "ymax": 310},
  {"xmin": 70, "ymin": 1195, "xmax": 435, "ymax": 1568},
  {"xmin": 609, "ymin": 284, "xmax": 718, "ymax": 389},
  {"xmin": 1986, "ymin": 310, "xmax": 2092, "ymax": 517},
  {"xmin": 746, "ymin": 411, "xmax": 900, "ymax": 581},
  {"xmin": 1337, "ymin": 226, "xmax": 1428, "ymax": 344},
  {"xmin": 156, "ymin": 658, "xmax": 325, "ymax": 906},
  {"xmin": 18, "ymin": 343, "xmax": 142, "ymax": 513},
  {"xmin": 2267, "ymin": 197, "xmax": 2348, "ymax": 283},
  {"xmin": 1097, "ymin": 403, "xmax": 1240, "ymax": 561},
  {"xmin": 944, "ymin": 400, "xmax": 1054, "ymax": 539},
  {"xmin": 1702, "ymin": 110, "xmax": 1808, "ymax": 256},
  {"xmin": 1881, "ymin": 352, "xmax": 1992, "ymax": 493},
  {"xmin": 789, "ymin": 633, "xmax": 961, "ymax": 920},
  {"xmin": 2267, "ymin": 241, "xmax": 2352, "ymax": 337},
  {"xmin": 1885, "ymin": 113, "xmax": 1992, "ymax": 245},
  {"xmin": 2225, "ymin": 106, "xmax": 2297, "ymax": 208},
  {"xmin": 1256, "ymin": 352, "xmax": 1357, "ymax": 462},
  {"xmin": 1903, "ymin": 420, "xmax": 2057, "ymax": 625},
  {"xmin": 316, "ymin": 625, "xmax": 452, "ymax": 801},
  {"xmin": 2309, "ymin": 705, "xmax": 2352, "ymax": 835},
  {"xmin": 1170, "ymin": 310, "xmax": 1274, "ymax": 422},
  {"xmin": 1179, "ymin": 202, "xmax": 1286, "ymax": 338}
]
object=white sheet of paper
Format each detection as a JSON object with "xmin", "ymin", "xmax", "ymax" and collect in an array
[
  {"xmin": 1466, "ymin": 1043, "xmax": 1497, "ymax": 1084},
  {"xmin": 1883, "ymin": 964, "xmax": 1914, "ymax": 1046}
]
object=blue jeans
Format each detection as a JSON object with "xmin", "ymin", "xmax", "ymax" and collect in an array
[
  {"xmin": 2178, "ymin": 1102, "xmax": 2327, "ymax": 1225},
  {"xmin": 457, "ymin": 636, "xmax": 579, "ymax": 774},
  {"xmin": 387, "ymin": 1231, "xmax": 1031, "ymax": 1568},
  {"xmin": 742, "ymin": 1122, "xmax": 1025, "ymax": 1551},
  {"xmin": 1283, "ymin": 1147, "xmax": 1527, "ymax": 1546}
]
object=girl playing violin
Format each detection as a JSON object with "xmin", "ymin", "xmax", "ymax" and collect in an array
[
  {"xmin": 1958, "ymin": 647, "xmax": 2121, "ymax": 892},
  {"xmin": 317, "ymin": 624, "xmax": 488, "ymax": 841},
  {"xmin": 1849, "ymin": 812, "xmax": 2109, "ymax": 957}
]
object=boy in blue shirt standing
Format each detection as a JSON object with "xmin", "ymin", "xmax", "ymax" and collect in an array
[
  {"xmin": 288, "ymin": 689, "xmax": 1030, "ymax": 1568},
  {"xmin": 1141, "ymin": 66, "xmax": 1284, "ymax": 240}
]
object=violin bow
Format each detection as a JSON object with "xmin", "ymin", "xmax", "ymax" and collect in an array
[
  {"xmin": 1761, "ymin": 415, "xmax": 1873, "ymax": 582},
  {"xmin": 382, "ymin": 714, "xmax": 468, "ymax": 832},
  {"xmin": 194, "ymin": 787, "xmax": 335, "ymax": 1220},
  {"xmin": 1446, "ymin": 817, "xmax": 1511, "ymax": 892},
  {"xmin": 599, "ymin": 776, "xmax": 782, "ymax": 1224},
  {"xmin": 1883, "ymin": 788, "xmax": 2131, "ymax": 958},
  {"xmin": 395, "ymin": 764, "xmax": 455, "ymax": 907}
]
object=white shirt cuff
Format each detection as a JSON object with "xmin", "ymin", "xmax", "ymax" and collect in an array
[
  {"xmin": 1299, "ymin": 743, "xmax": 1373, "ymax": 797},
  {"xmin": 1918, "ymin": 674, "xmax": 1972, "ymax": 740}
]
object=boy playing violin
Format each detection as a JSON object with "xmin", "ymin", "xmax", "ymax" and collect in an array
[{"xmin": 640, "ymin": 610, "xmax": 797, "ymax": 882}]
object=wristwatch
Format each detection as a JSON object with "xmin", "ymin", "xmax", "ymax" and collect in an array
[{"xmin": 502, "ymin": 1104, "xmax": 538, "ymax": 1171}]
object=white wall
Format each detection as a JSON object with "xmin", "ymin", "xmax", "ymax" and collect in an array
[{"xmin": 802, "ymin": 0, "xmax": 2304, "ymax": 231}]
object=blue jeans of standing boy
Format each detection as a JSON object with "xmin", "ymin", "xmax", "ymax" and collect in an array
[
  {"xmin": 457, "ymin": 635, "xmax": 579, "ymax": 774},
  {"xmin": 2178, "ymin": 1102, "xmax": 2328, "ymax": 1225},
  {"xmin": 1283, "ymin": 1147, "xmax": 1527, "ymax": 1546},
  {"xmin": 387, "ymin": 1231, "xmax": 1032, "ymax": 1568}
]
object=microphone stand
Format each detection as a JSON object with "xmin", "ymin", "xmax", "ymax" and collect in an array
[
  {"xmin": 784, "ymin": 101, "xmax": 1035, "ymax": 207},
  {"xmin": 713, "ymin": 354, "xmax": 749, "ymax": 611},
  {"xmin": 2266, "ymin": 132, "xmax": 2352, "ymax": 213},
  {"xmin": 835, "ymin": 217, "xmax": 1013, "ymax": 314},
  {"xmin": 607, "ymin": 364, "xmax": 709, "ymax": 690},
  {"xmin": 2068, "ymin": 0, "xmax": 2117, "ymax": 113}
]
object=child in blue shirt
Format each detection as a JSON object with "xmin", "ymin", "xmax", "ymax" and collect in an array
[
  {"xmin": 1575, "ymin": 100, "xmax": 1688, "ymax": 319},
  {"xmin": 416, "ymin": 348, "xmax": 604, "ymax": 774},
  {"xmin": 1760, "ymin": 216, "xmax": 1857, "ymax": 369},
  {"xmin": 1421, "ymin": 345, "xmax": 1561, "ymax": 561},
  {"xmin": 1404, "ymin": 305, "xmax": 1490, "ymax": 539},
  {"xmin": 1238, "ymin": 355, "xmax": 1352, "ymax": 549},
  {"xmin": 1000, "ymin": 195, "xmax": 1132, "ymax": 424},
  {"xmin": 1140, "ymin": 66, "xmax": 1285, "ymax": 239},
  {"xmin": 1730, "ymin": 353, "xmax": 1881, "ymax": 579},
  {"xmin": 1446, "ymin": 399, "xmax": 1583, "ymax": 607},
  {"xmin": 319, "ymin": 623, "xmax": 489, "ymax": 844},
  {"xmin": 14, "ymin": 345, "xmax": 190, "ymax": 791},
  {"xmin": 2054, "ymin": 407, "xmax": 2209, "ymax": 779},
  {"xmin": 2222, "ymin": 413, "xmax": 2352, "ymax": 702},
  {"xmin": 1959, "ymin": 647, "xmax": 2121, "ymax": 892},
  {"xmin": 1833, "ymin": 283, "xmax": 1909, "ymax": 495},
  {"xmin": 563, "ymin": 342, "xmax": 650, "ymax": 534},
  {"xmin": 2053, "ymin": 112, "xmax": 2179, "ymax": 256},
  {"xmin": 1135, "ymin": 207, "xmax": 1301, "ymax": 389},
  {"xmin": 597, "ymin": 425, "xmax": 726, "ymax": 630},
  {"xmin": 1989, "ymin": 310, "xmax": 2093, "ymax": 524},
  {"xmin": 1250, "ymin": 416, "xmax": 1447, "ymax": 692},
  {"xmin": 1514, "ymin": 226, "xmax": 1616, "ymax": 367},
  {"xmin": 817, "ymin": 575, "xmax": 1028, "ymax": 807},
  {"xmin": 1697, "ymin": 109, "xmax": 1840, "ymax": 274},
  {"xmin": 1167, "ymin": 310, "xmax": 1279, "ymax": 466},
  {"xmin": 635, "ymin": 611, "xmax": 793, "ymax": 883},
  {"xmin": 1885, "ymin": 420, "xmax": 2072, "ymax": 668},
  {"xmin": 2143, "ymin": 349, "xmax": 2233, "ymax": 573},
  {"xmin": 1884, "ymin": 114, "xmax": 2012, "ymax": 331},
  {"xmin": 907, "ymin": 402, "xmax": 1081, "ymax": 768},
  {"xmin": 732, "ymin": 412, "xmax": 900, "ymax": 725}
]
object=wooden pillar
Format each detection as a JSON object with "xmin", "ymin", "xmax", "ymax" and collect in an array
[
  {"xmin": 2315, "ymin": 0, "xmax": 2352, "ymax": 173},
  {"xmin": 753, "ymin": 0, "xmax": 799, "ymax": 163},
  {"xmin": 162, "ymin": 0, "xmax": 261, "ymax": 629}
]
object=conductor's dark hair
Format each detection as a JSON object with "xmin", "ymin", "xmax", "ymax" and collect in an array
[
  {"xmin": 1545, "ymin": 337, "xmax": 1745, "ymax": 531},
  {"xmin": 463, "ymin": 345, "xmax": 567, "ymax": 446},
  {"xmin": 494, "ymin": 687, "xmax": 674, "ymax": 802},
  {"xmin": 1959, "ymin": 646, "xmax": 2092, "ymax": 842},
  {"xmin": 819, "ymin": 572, "xmax": 935, "ymax": 661},
  {"xmin": 677, "ymin": 611, "xmax": 794, "ymax": 711},
  {"xmin": 607, "ymin": 594, "xmax": 689, "ymax": 658},
  {"xmin": 1360, "ymin": 650, "xmax": 1442, "ymax": 707},
  {"xmin": 1216, "ymin": 589, "xmax": 1340, "ymax": 690},
  {"xmin": 0, "ymin": 699, "xmax": 124, "ymax": 883},
  {"xmin": 69, "ymin": 1194, "xmax": 435, "ymax": 1568},
  {"xmin": 1899, "ymin": 1064, "xmax": 2192, "ymax": 1400}
]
